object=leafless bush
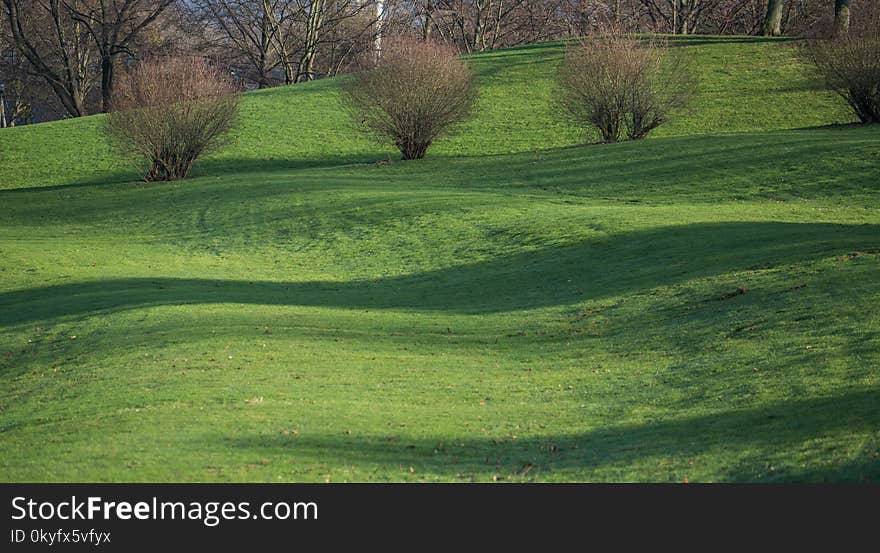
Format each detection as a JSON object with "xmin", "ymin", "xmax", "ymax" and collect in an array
[
  {"xmin": 557, "ymin": 35, "xmax": 692, "ymax": 143},
  {"xmin": 105, "ymin": 57, "xmax": 240, "ymax": 182},
  {"xmin": 802, "ymin": 7, "xmax": 880, "ymax": 124},
  {"xmin": 342, "ymin": 37, "xmax": 476, "ymax": 160}
]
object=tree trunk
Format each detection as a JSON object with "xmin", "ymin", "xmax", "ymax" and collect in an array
[
  {"xmin": 472, "ymin": 0, "xmax": 487, "ymax": 52},
  {"xmin": 374, "ymin": 0, "xmax": 384, "ymax": 57},
  {"xmin": 280, "ymin": 59, "xmax": 295, "ymax": 85},
  {"xmin": 101, "ymin": 53, "xmax": 115, "ymax": 112},
  {"xmin": 834, "ymin": 0, "xmax": 850, "ymax": 35},
  {"xmin": 258, "ymin": 9, "xmax": 272, "ymax": 88},
  {"xmin": 8, "ymin": 97, "xmax": 30, "ymax": 126},
  {"xmin": 762, "ymin": 0, "xmax": 784, "ymax": 36},
  {"xmin": 296, "ymin": 47, "xmax": 315, "ymax": 82},
  {"xmin": 422, "ymin": 11, "xmax": 432, "ymax": 40},
  {"xmin": 673, "ymin": 0, "xmax": 679, "ymax": 34},
  {"xmin": 399, "ymin": 138, "xmax": 430, "ymax": 160},
  {"xmin": 46, "ymin": 75, "xmax": 86, "ymax": 117},
  {"xmin": 296, "ymin": 0, "xmax": 325, "ymax": 82}
]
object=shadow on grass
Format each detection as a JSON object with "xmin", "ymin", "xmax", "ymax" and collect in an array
[
  {"xmin": 1, "ymin": 221, "xmax": 876, "ymax": 324},
  {"xmin": 224, "ymin": 387, "xmax": 879, "ymax": 482},
  {"xmin": 666, "ymin": 36, "xmax": 798, "ymax": 47},
  {"xmin": 0, "ymin": 153, "xmax": 385, "ymax": 196},
  {"xmin": 4, "ymin": 125, "xmax": 877, "ymax": 207}
]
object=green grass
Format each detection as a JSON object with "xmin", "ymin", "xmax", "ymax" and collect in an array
[
  {"xmin": 0, "ymin": 36, "xmax": 851, "ymax": 191},
  {"xmin": 0, "ymin": 37, "xmax": 878, "ymax": 482}
]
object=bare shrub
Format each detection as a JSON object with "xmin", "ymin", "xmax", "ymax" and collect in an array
[
  {"xmin": 802, "ymin": 7, "xmax": 880, "ymax": 124},
  {"xmin": 106, "ymin": 57, "xmax": 240, "ymax": 182},
  {"xmin": 342, "ymin": 37, "xmax": 477, "ymax": 160},
  {"xmin": 557, "ymin": 35, "xmax": 691, "ymax": 143}
]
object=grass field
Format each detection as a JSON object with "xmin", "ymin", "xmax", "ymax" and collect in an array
[{"xmin": 0, "ymin": 37, "xmax": 878, "ymax": 482}]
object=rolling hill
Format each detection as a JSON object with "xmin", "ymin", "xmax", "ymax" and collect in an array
[{"xmin": 0, "ymin": 37, "xmax": 878, "ymax": 482}]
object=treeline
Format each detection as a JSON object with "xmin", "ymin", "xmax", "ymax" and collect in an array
[{"xmin": 0, "ymin": 0, "xmax": 873, "ymax": 125}]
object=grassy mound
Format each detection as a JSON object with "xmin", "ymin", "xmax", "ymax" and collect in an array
[
  {"xmin": 0, "ymin": 37, "xmax": 877, "ymax": 482},
  {"xmin": 0, "ymin": 37, "xmax": 851, "ymax": 191}
]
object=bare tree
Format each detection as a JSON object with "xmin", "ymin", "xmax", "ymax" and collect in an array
[
  {"xmin": 410, "ymin": 0, "xmax": 438, "ymax": 39},
  {"xmin": 557, "ymin": 34, "xmax": 691, "ymax": 143},
  {"xmin": 2, "ymin": 0, "xmax": 97, "ymax": 117},
  {"xmin": 427, "ymin": 0, "xmax": 529, "ymax": 53},
  {"xmin": 405, "ymin": 0, "xmax": 626, "ymax": 50},
  {"xmin": 342, "ymin": 37, "xmax": 476, "ymax": 159},
  {"xmin": 294, "ymin": 0, "xmax": 377, "ymax": 82},
  {"xmin": 106, "ymin": 56, "xmax": 241, "ymax": 181},
  {"xmin": 0, "ymin": 47, "xmax": 37, "ymax": 126},
  {"xmin": 0, "ymin": 24, "xmax": 38, "ymax": 126},
  {"xmin": 634, "ymin": 0, "xmax": 728, "ymax": 34},
  {"xmin": 192, "ymin": 0, "xmax": 299, "ymax": 87},
  {"xmin": 802, "ymin": 4, "xmax": 880, "ymax": 123},
  {"xmin": 60, "ymin": 0, "xmax": 176, "ymax": 111},
  {"xmin": 191, "ymin": 0, "xmax": 381, "ymax": 86}
]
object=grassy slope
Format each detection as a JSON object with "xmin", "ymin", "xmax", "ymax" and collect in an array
[
  {"xmin": 0, "ymin": 37, "xmax": 851, "ymax": 190},
  {"xmin": 0, "ymin": 37, "xmax": 878, "ymax": 482}
]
